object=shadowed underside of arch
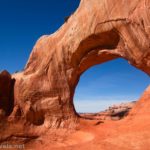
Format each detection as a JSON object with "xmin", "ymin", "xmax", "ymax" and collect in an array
[{"xmin": 0, "ymin": 0, "xmax": 149, "ymax": 139}]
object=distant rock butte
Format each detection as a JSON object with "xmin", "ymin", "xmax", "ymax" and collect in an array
[
  {"xmin": 0, "ymin": 0, "xmax": 150, "ymax": 148},
  {"xmin": 80, "ymin": 101, "xmax": 136, "ymax": 121}
]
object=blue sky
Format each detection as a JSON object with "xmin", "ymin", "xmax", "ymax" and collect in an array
[
  {"xmin": 0, "ymin": 0, "xmax": 149, "ymax": 112},
  {"xmin": 0, "ymin": 0, "xmax": 79, "ymax": 73},
  {"xmin": 74, "ymin": 59, "xmax": 150, "ymax": 112}
]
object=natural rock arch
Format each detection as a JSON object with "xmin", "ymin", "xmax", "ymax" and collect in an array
[{"xmin": 8, "ymin": 0, "xmax": 149, "ymax": 131}]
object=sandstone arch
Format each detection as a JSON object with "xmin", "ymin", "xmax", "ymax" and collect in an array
[{"xmin": 8, "ymin": 0, "xmax": 150, "ymax": 131}]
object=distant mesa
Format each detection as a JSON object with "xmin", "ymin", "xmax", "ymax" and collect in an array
[{"xmin": 80, "ymin": 101, "xmax": 136, "ymax": 121}]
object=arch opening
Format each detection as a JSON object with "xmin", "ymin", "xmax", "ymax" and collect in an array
[{"xmin": 73, "ymin": 58, "xmax": 149, "ymax": 120}]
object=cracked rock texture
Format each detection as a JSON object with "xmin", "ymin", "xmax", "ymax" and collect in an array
[{"xmin": 0, "ymin": 0, "xmax": 150, "ymax": 141}]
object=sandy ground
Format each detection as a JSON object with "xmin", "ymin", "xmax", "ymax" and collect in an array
[{"xmin": 24, "ymin": 115, "xmax": 150, "ymax": 150}]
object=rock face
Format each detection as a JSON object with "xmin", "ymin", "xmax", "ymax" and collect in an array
[
  {"xmin": 128, "ymin": 86, "xmax": 150, "ymax": 120},
  {"xmin": 80, "ymin": 101, "xmax": 136, "ymax": 121},
  {"xmin": 0, "ymin": 0, "xmax": 149, "ymax": 136},
  {"xmin": 104, "ymin": 101, "xmax": 136, "ymax": 120},
  {"xmin": 0, "ymin": 71, "xmax": 14, "ymax": 118}
]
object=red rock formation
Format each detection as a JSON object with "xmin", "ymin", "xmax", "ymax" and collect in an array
[
  {"xmin": 128, "ymin": 86, "xmax": 150, "ymax": 121},
  {"xmin": 0, "ymin": 0, "xmax": 150, "ymax": 142},
  {"xmin": 0, "ymin": 71, "xmax": 14, "ymax": 118}
]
